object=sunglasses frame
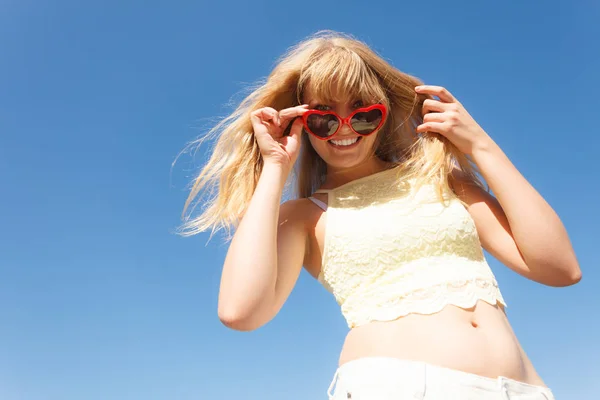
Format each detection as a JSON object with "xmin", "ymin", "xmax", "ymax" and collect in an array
[{"xmin": 301, "ymin": 104, "xmax": 388, "ymax": 140}]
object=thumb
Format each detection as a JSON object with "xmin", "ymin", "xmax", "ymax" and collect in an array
[{"xmin": 288, "ymin": 117, "xmax": 304, "ymax": 142}]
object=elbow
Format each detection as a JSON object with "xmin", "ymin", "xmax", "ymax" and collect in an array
[
  {"xmin": 546, "ymin": 263, "xmax": 582, "ymax": 287},
  {"xmin": 218, "ymin": 309, "xmax": 256, "ymax": 331},
  {"xmin": 528, "ymin": 250, "xmax": 581, "ymax": 287},
  {"xmin": 217, "ymin": 305, "xmax": 265, "ymax": 332},
  {"xmin": 560, "ymin": 257, "xmax": 582, "ymax": 286},
  {"xmin": 565, "ymin": 267, "xmax": 582, "ymax": 286},
  {"xmin": 551, "ymin": 271, "xmax": 582, "ymax": 287}
]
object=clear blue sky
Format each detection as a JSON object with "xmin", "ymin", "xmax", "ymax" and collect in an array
[{"xmin": 0, "ymin": 1, "xmax": 598, "ymax": 399}]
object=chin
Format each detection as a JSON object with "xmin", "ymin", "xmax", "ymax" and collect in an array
[{"xmin": 323, "ymin": 155, "xmax": 370, "ymax": 170}]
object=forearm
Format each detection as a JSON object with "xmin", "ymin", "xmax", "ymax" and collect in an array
[
  {"xmin": 218, "ymin": 162, "xmax": 287, "ymax": 321},
  {"xmin": 472, "ymin": 139, "xmax": 580, "ymax": 282}
]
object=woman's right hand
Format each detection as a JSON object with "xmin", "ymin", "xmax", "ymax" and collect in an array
[{"xmin": 250, "ymin": 105, "xmax": 309, "ymax": 169}]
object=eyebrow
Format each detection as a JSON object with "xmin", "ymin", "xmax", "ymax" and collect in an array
[
  {"xmin": 307, "ymin": 100, "xmax": 326, "ymax": 107},
  {"xmin": 308, "ymin": 99, "xmax": 364, "ymax": 108}
]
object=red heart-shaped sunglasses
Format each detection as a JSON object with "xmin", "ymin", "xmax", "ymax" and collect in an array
[{"xmin": 301, "ymin": 104, "xmax": 387, "ymax": 140}]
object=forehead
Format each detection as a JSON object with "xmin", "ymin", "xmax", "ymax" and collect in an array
[
  {"xmin": 303, "ymin": 84, "xmax": 349, "ymax": 104},
  {"xmin": 301, "ymin": 81, "xmax": 371, "ymax": 105}
]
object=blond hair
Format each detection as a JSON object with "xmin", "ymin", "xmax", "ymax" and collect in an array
[{"xmin": 179, "ymin": 31, "xmax": 484, "ymax": 238}]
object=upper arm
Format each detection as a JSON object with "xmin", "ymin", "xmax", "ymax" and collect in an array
[
  {"xmin": 450, "ymin": 176, "xmax": 539, "ymax": 282},
  {"xmin": 271, "ymin": 199, "xmax": 308, "ymax": 316}
]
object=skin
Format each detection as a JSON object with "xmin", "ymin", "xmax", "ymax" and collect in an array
[
  {"xmin": 304, "ymin": 95, "xmax": 392, "ymax": 183},
  {"xmin": 218, "ymin": 84, "xmax": 581, "ymax": 387}
]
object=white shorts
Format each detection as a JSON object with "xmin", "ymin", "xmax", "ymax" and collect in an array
[{"xmin": 327, "ymin": 357, "xmax": 555, "ymax": 399}]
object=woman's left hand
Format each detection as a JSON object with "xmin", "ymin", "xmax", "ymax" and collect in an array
[{"xmin": 415, "ymin": 85, "xmax": 493, "ymax": 155}]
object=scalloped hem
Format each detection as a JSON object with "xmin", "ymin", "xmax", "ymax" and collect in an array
[{"xmin": 346, "ymin": 295, "xmax": 507, "ymax": 329}]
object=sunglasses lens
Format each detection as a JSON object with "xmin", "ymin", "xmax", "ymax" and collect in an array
[
  {"xmin": 351, "ymin": 108, "xmax": 383, "ymax": 135},
  {"xmin": 306, "ymin": 114, "xmax": 339, "ymax": 138}
]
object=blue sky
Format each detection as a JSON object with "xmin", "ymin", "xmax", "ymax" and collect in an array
[{"xmin": 0, "ymin": 1, "xmax": 598, "ymax": 399}]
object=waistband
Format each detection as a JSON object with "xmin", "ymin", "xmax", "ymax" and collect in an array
[{"xmin": 327, "ymin": 357, "xmax": 554, "ymax": 399}]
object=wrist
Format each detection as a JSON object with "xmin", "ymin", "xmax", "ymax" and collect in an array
[
  {"xmin": 471, "ymin": 136, "xmax": 501, "ymax": 161},
  {"xmin": 261, "ymin": 161, "xmax": 291, "ymax": 186}
]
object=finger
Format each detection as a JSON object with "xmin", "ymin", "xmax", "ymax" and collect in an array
[
  {"xmin": 422, "ymin": 99, "xmax": 447, "ymax": 115},
  {"xmin": 251, "ymin": 108, "xmax": 280, "ymax": 133},
  {"xmin": 415, "ymin": 86, "xmax": 457, "ymax": 103},
  {"xmin": 423, "ymin": 112, "xmax": 445, "ymax": 123},
  {"xmin": 273, "ymin": 112, "xmax": 281, "ymax": 129},
  {"xmin": 251, "ymin": 107, "xmax": 278, "ymax": 119},
  {"xmin": 278, "ymin": 104, "xmax": 310, "ymax": 120},
  {"xmin": 279, "ymin": 105, "xmax": 309, "ymax": 134},
  {"xmin": 416, "ymin": 121, "xmax": 447, "ymax": 134},
  {"xmin": 288, "ymin": 116, "xmax": 305, "ymax": 140},
  {"xmin": 251, "ymin": 107, "xmax": 278, "ymax": 124}
]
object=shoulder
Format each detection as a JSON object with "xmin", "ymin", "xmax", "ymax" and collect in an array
[
  {"xmin": 448, "ymin": 168, "xmax": 489, "ymax": 202},
  {"xmin": 446, "ymin": 168, "xmax": 505, "ymax": 232},
  {"xmin": 447, "ymin": 169, "xmax": 507, "ymax": 240},
  {"xmin": 279, "ymin": 197, "xmax": 322, "ymax": 228}
]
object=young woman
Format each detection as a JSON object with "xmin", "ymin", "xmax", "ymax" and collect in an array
[{"xmin": 181, "ymin": 31, "xmax": 580, "ymax": 399}]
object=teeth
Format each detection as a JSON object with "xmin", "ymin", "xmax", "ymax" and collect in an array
[{"xmin": 330, "ymin": 137, "xmax": 359, "ymax": 146}]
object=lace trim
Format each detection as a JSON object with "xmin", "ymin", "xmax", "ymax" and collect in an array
[{"xmin": 341, "ymin": 278, "xmax": 506, "ymax": 328}]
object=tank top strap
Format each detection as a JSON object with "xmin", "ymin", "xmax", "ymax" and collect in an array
[{"xmin": 308, "ymin": 196, "xmax": 328, "ymax": 211}]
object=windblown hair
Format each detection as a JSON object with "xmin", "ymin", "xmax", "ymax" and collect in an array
[{"xmin": 179, "ymin": 31, "xmax": 484, "ymax": 238}]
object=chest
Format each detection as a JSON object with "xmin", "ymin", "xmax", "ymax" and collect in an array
[{"xmin": 322, "ymin": 198, "xmax": 484, "ymax": 271}]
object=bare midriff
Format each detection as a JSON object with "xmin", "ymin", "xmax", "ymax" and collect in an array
[{"xmin": 338, "ymin": 300, "xmax": 546, "ymax": 387}]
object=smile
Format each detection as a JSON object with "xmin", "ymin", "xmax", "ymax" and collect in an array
[{"xmin": 328, "ymin": 137, "xmax": 362, "ymax": 148}]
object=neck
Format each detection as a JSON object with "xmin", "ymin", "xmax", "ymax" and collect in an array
[{"xmin": 323, "ymin": 157, "xmax": 392, "ymax": 189}]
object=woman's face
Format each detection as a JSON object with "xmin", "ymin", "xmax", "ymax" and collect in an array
[{"xmin": 303, "ymin": 87, "xmax": 384, "ymax": 170}]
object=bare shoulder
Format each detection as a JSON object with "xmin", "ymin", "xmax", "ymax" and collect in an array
[
  {"xmin": 448, "ymin": 168, "xmax": 486, "ymax": 196},
  {"xmin": 279, "ymin": 197, "xmax": 321, "ymax": 224},
  {"xmin": 448, "ymin": 168, "xmax": 499, "ymax": 222}
]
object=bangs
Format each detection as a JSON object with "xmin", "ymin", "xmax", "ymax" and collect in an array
[{"xmin": 298, "ymin": 47, "xmax": 387, "ymax": 106}]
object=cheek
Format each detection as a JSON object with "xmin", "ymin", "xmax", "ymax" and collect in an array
[
  {"xmin": 364, "ymin": 134, "xmax": 378, "ymax": 147},
  {"xmin": 361, "ymin": 132, "xmax": 381, "ymax": 153},
  {"xmin": 307, "ymin": 134, "xmax": 328, "ymax": 155}
]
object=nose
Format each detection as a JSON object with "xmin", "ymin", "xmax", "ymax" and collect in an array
[
  {"xmin": 337, "ymin": 121, "xmax": 354, "ymax": 136},
  {"xmin": 336, "ymin": 108, "xmax": 356, "ymax": 136}
]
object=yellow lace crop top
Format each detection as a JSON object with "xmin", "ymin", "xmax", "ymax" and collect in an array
[{"xmin": 312, "ymin": 167, "xmax": 506, "ymax": 328}]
